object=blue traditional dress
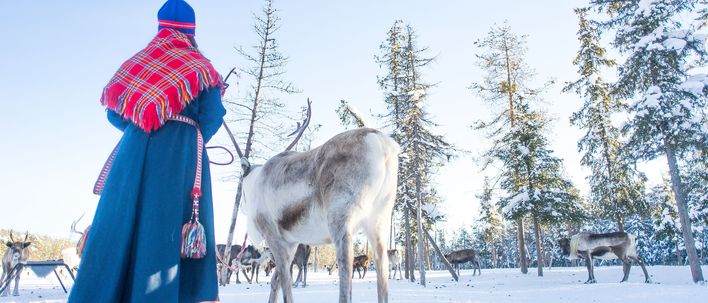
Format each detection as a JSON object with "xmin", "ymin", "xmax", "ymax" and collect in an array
[{"xmin": 69, "ymin": 1, "xmax": 225, "ymax": 302}]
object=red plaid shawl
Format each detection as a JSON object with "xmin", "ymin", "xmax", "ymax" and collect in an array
[{"xmin": 100, "ymin": 28, "xmax": 223, "ymax": 132}]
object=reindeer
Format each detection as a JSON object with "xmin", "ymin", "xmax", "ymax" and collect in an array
[
  {"xmin": 1, "ymin": 231, "xmax": 31, "ymax": 297},
  {"xmin": 237, "ymin": 100, "xmax": 400, "ymax": 303},
  {"xmin": 264, "ymin": 259, "xmax": 276, "ymax": 277},
  {"xmin": 242, "ymin": 247, "xmax": 272, "ymax": 284},
  {"xmin": 444, "ymin": 249, "xmax": 481, "ymax": 277},
  {"xmin": 387, "ymin": 249, "xmax": 402, "ymax": 280},
  {"xmin": 559, "ymin": 231, "xmax": 651, "ymax": 284},
  {"xmin": 352, "ymin": 255, "xmax": 370, "ymax": 279},
  {"xmin": 291, "ymin": 244, "xmax": 311, "ymax": 287},
  {"xmin": 216, "ymin": 244, "xmax": 257, "ymax": 284},
  {"xmin": 325, "ymin": 263, "xmax": 338, "ymax": 276}
]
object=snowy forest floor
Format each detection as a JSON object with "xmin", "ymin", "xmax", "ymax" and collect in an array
[{"xmin": 0, "ymin": 265, "xmax": 706, "ymax": 302}]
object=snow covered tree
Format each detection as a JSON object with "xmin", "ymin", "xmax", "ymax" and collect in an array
[
  {"xmin": 650, "ymin": 179, "xmax": 684, "ymax": 265},
  {"xmin": 564, "ymin": 8, "xmax": 648, "ymax": 232},
  {"xmin": 477, "ymin": 177, "xmax": 505, "ymax": 268},
  {"xmin": 589, "ymin": 0, "xmax": 707, "ymax": 282},
  {"xmin": 470, "ymin": 22, "xmax": 554, "ymax": 274},
  {"xmin": 377, "ymin": 20, "xmax": 454, "ymax": 285},
  {"xmin": 496, "ymin": 105, "xmax": 586, "ymax": 276}
]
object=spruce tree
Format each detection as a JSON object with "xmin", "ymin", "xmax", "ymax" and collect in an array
[
  {"xmin": 470, "ymin": 22, "xmax": 553, "ymax": 274},
  {"xmin": 377, "ymin": 20, "xmax": 454, "ymax": 285},
  {"xmin": 589, "ymin": 0, "xmax": 706, "ymax": 282},
  {"xmin": 564, "ymin": 8, "xmax": 648, "ymax": 232},
  {"xmin": 650, "ymin": 179, "xmax": 684, "ymax": 265},
  {"xmin": 477, "ymin": 177, "xmax": 504, "ymax": 268},
  {"xmin": 496, "ymin": 105, "xmax": 585, "ymax": 276}
]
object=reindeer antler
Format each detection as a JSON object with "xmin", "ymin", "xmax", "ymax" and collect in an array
[
  {"xmin": 71, "ymin": 213, "xmax": 86, "ymax": 237},
  {"xmin": 9, "ymin": 230, "xmax": 14, "ymax": 243},
  {"xmin": 24, "ymin": 231, "xmax": 29, "ymax": 242},
  {"xmin": 284, "ymin": 98, "xmax": 312, "ymax": 152}
]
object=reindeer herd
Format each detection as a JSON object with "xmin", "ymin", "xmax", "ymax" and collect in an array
[{"xmin": 0, "ymin": 100, "xmax": 653, "ymax": 301}]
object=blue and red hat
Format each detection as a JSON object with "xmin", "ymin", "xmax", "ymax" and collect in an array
[{"xmin": 158, "ymin": 0, "xmax": 196, "ymax": 36}]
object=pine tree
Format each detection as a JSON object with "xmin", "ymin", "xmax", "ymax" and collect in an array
[
  {"xmin": 651, "ymin": 179, "xmax": 684, "ymax": 264},
  {"xmin": 219, "ymin": 0, "xmax": 299, "ymax": 285},
  {"xmin": 589, "ymin": 0, "xmax": 707, "ymax": 282},
  {"xmin": 377, "ymin": 21, "xmax": 454, "ymax": 285},
  {"xmin": 477, "ymin": 177, "xmax": 504, "ymax": 268},
  {"xmin": 496, "ymin": 105, "xmax": 585, "ymax": 276},
  {"xmin": 470, "ymin": 21, "xmax": 553, "ymax": 274},
  {"xmin": 564, "ymin": 8, "xmax": 648, "ymax": 232}
]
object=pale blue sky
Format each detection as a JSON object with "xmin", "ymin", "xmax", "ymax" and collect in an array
[{"xmin": 0, "ymin": 0, "xmax": 665, "ymax": 243}]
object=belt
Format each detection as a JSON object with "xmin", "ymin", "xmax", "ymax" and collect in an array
[{"xmin": 93, "ymin": 114, "xmax": 204, "ymax": 205}]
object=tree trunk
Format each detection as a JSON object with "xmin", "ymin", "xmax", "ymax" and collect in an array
[
  {"xmin": 533, "ymin": 214, "xmax": 544, "ymax": 277},
  {"xmin": 404, "ymin": 206, "xmax": 415, "ymax": 281},
  {"xmin": 424, "ymin": 233, "xmax": 432, "ymax": 271},
  {"xmin": 416, "ymin": 202, "xmax": 426, "ymax": 286},
  {"xmin": 491, "ymin": 244, "xmax": 498, "ymax": 269},
  {"xmin": 676, "ymin": 239, "xmax": 682, "ymax": 266},
  {"xmin": 219, "ymin": 176, "xmax": 244, "ymax": 285},
  {"xmin": 389, "ymin": 212, "xmax": 395, "ymax": 250},
  {"xmin": 517, "ymin": 218, "xmax": 528, "ymax": 274},
  {"xmin": 665, "ymin": 141, "xmax": 704, "ymax": 282}
]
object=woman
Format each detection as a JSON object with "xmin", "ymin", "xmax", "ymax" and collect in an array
[{"xmin": 69, "ymin": 1, "xmax": 224, "ymax": 302}]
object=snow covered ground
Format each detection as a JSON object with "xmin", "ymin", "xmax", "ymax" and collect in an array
[{"xmin": 1, "ymin": 265, "xmax": 706, "ymax": 302}]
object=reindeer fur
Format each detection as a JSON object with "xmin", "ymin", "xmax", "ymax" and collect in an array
[{"xmin": 241, "ymin": 128, "xmax": 399, "ymax": 303}]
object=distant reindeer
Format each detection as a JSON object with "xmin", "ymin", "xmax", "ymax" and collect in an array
[
  {"xmin": 291, "ymin": 244, "xmax": 311, "ymax": 287},
  {"xmin": 216, "ymin": 244, "xmax": 258, "ymax": 284},
  {"xmin": 352, "ymin": 255, "xmax": 370, "ymax": 279},
  {"xmin": 559, "ymin": 231, "xmax": 651, "ymax": 284},
  {"xmin": 238, "ymin": 100, "xmax": 400, "ymax": 303},
  {"xmin": 387, "ymin": 249, "xmax": 402, "ymax": 280},
  {"xmin": 1, "ymin": 231, "xmax": 31, "ymax": 297},
  {"xmin": 325, "ymin": 263, "xmax": 338, "ymax": 276},
  {"xmin": 444, "ymin": 249, "xmax": 481, "ymax": 277}
]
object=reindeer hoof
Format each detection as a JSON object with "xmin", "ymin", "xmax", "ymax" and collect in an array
[
  {"xmin": 584, "ymin": 280, "xmax": 596, "ymax": 284},
  {"xmin": 645, "ymin": 280, "xmax": 652, "ymax": 284}
]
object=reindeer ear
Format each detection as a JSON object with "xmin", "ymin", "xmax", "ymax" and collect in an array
[
  {"xmin": 5, "ymin": 242, "xmax": 11, "ymax": 248},
  {"xmin": 23, "ymin": 242, "xmax": 31, "ymax": 248}
]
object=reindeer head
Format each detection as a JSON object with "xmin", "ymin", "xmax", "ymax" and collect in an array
[
  {"xmin": 228, "ymin": 99, "xmax": 312, "ymax": 179},
  {"xmin": 5, "ymin": 231, "xmax": 31, "ymax": 264},
  {"xmin": 558, "ymin": 238, "xmax": 571, "ymax": 256}
]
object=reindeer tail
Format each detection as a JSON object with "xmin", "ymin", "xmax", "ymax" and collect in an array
[{"xmin": 627, "ymin": 234, "xmax": 639, "ymax": 257}]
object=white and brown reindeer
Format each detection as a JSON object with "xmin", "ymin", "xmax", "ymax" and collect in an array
[
  {"xmin": 1, "ymin": 231, "xmax": 31, "ymax": 297},
  {"xmin": 236, "ymin": 100, "xmax": 400, "ymax": 303},
  {"xmin": 387, "ymin": 249, "xmax": 402, "ymax": 280},
  {"xmin": 558, "ymin": 231, "xmax": 651, "ymax": 284}
]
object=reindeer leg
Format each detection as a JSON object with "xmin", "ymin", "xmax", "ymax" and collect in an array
[
  {"xmin": 366, "ymin": 223, "xmax": 389, "ymax": 303},
  {"xmin": 269, "ymin": 241, "xmax": 297, "ymax": 303},
  {"xmin": 268, "ymin": 270, "xmax": 281, "ymax": 303},
  {"xmin": 630, "ymin": 256, "xmax": 651, "ymax": 283},
  {"xmin": 584, "ymin": 253, "xmax": 596, "ymax": 284},
  {"xmin": 620, "ymin": 257, "xmax": 631, "ymax": 283},
  {"xmin": 302, "ymin": 262, "xmax": 307, "ymax": 288},
  {"xmin": 0, "ymin": 270, "xmax": 7, "ymax": 297},
  {"xmin": 12, "ymin": 267, "xmax": 20, "ymax": 296},
  {"xmin": 332, "ymin": 229, "xmax": 354, "ymax": 303}
]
